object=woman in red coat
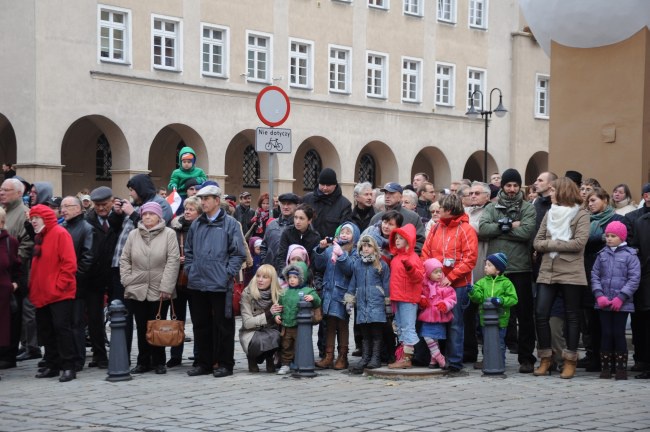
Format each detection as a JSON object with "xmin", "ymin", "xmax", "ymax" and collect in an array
[
  {"xmin": 28, "ymin": 204, "xmax": 78, "ymax": 382},
  {"xmin": 421, "ymin": 194, "xmax": 478, "ymax": 375}
]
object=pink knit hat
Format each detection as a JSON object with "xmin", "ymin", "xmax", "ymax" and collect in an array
[
  {"xmin": 140, "ymin": 201, "xmax": 163, "ymax": 220},
  {"xmin": 605, "ymin": 221, "xmax": 627, "ymax": 241}
]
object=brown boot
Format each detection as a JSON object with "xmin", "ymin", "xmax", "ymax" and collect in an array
[
  {"xmin": 534, "ymin": 349, "xmax": 553, "ymax": 376},
  {"xmin": 614, "ymin": 352, "xmax": 628, "ymax": 380},
  {"xmin": 560, "ymin": 350, "xmax": 578, "ymax": 379},
  {"xmin": 388, "ymin": 345, "xmax": 413, "ymax": 369},
  {"xmin": 247, "ymin": 356, "xmax": 259, "ymax": 373},
  {"xmin": 315, "ymin": 348, "xmax": 334, "ymax": 369},
  {"xmin": 599, "ymin": 352, "xmax": 612, "ymax": 379},
  {"xmin": 334, "ymin": 347, "xmax": 349, "ymax": 370},
  {"xmin": 265, "ymin": 353, "xmax": 276, "ymax": 373}
]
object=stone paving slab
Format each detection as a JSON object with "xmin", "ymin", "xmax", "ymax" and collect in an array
[{"xmin": 1, "ymin": 317, "xmax": 649, "ymax": 432}]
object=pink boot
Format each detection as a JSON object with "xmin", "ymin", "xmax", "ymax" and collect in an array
[{"xmin": 434, "ymin": 352, "xmax": 446, "ymax": 369}]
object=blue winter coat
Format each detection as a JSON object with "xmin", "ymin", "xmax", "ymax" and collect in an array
[
  {"xmin": 591, "ymin": 245, "xmax": 641, "ymax": 313},
  {"xmin": 313, "ymin": 245, "xmax": 357, "ymax": 319},
  {"xmin": 347, "ymin": 259, "xmax": 390, "ymax": 324}
]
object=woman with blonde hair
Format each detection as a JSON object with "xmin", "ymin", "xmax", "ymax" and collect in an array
[
  {"xmin": 533, "ymin": 177, "xmax": 590, "ymax": 379},
  {"xmin": 239, "ymin": 264, "xmax": 283, "ymax": 373}
]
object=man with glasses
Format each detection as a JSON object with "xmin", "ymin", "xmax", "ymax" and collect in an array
[
  {"xmin": 83, "ymin": 186, "xmax": 120, "ymax": 368},
  {"xmin": 61, "ymin": 196, "xmax": 95, "ymax": 371},
  {"xmin": 0, "ymin": 178, "xmax": 34, "ymax": 368}
]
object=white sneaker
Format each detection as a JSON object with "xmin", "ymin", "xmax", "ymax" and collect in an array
[{"xmin": 277, "ymin": 365, "xmax": 291, "ymax": 375}]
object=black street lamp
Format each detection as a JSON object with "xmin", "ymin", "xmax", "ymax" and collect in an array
[{"xmin": 465, "ymin": 88, "xmax": 508, "ymax": 182}]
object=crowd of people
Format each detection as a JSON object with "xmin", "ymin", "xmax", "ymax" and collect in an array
[{"xmin": 1, "ymin": 152, "xmax": 649, "ymax": 384}]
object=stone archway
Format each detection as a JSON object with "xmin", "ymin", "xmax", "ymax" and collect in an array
[
  {"xmin": 148, "ymin": 124, "xmax": 208, "ymax": 193},
  {"xmin": 354, "ymin": 140, "xmax": 398, "ymax": 188},
  {"xmin": 60, "ymin": 115, "xmax": 129, "ymax": 196},
  {"xmin": 524, "ymin": 151, "xmax": 549, "ymax": 185},
  {"xmin": 293, "ymin": 136, "xmax": 340, "ymax": 196},
  {"xmin": 223, "ymin": 129, "xmax": 256, "ymax": 198},
  {"xmin": 0, "ymin": 113, "xmax": 17, "ymax": 169},
  {"xmin": 410, "ymin": 146, "xmax": 452, "ymax": 190},
  {"xmin": 462, "ymin": 151, "xmax": 498, "ymax": 182}
]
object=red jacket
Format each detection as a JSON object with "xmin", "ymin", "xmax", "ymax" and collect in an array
[
  {"xmin": 388, "ymin": 224, "xmax": 424, "ymax": 303},
  {"xmin": 28, "ymin": 205, "xmax": 77, "ymax": 308},
  {"xmin": 421, "ymin": 213, "xmax": 477, "ymax": 288}
]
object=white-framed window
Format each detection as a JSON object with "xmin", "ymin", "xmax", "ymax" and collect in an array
[
  {"xmin": 467, "ymin": 68, "xmax": 485, "ymax": 110},
  {"xmin": 402, "ymin": 57, "xmax": 422, "ymax": 103},
  {"xmin": 152, "ymin": 15, "xmax": 182, "ymax": 71},
  {"xmin": 289, "ymin": 38, "xmax": 314, "ymax": 89},
  {"xmin": 366, "ymin": 51, "xmax": 388, "ymax": 99},
  {"xmin": 201, "ymin": 24, "xmax": 228, "ymax": 78},
  {"xmin": 369, "ymin": 0, "xmax": 389, "ymax": 10},
  {"xmin": 403, "ymin": 0, "xmax": 423, "ymax": 16},
  {"xmin": 329, "ymin": 45, "xmax": 352, "ymax": 94},
  {"xmin": 469, "ymin": 0, "xmax": 488, "ymax": 29},
  {"xmin": 435, "ymin": 62, "xmax": 455, "ymax": 106},
  {"xmin": 246, "ymin": 31, "xmax": 272, "ymax": 83},
  {"xmin": 98, "ymin": 5, "xmax": 131, "ymax": 64},
  {"xmin": 437, "ymin": 0, "xmax": 456, "ymax": 23},
  {"xmin": 535, "ymin": 74, "xmax": 550, "ymax": 118}
]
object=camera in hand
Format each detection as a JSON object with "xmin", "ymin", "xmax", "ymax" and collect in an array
[
  {"xmin": 325, "ymin": 236, "xmax": 334, "ymax": 244},
  {"xmin": 497, "ymin": 217, "xmax": 513, "ymax": 233}
]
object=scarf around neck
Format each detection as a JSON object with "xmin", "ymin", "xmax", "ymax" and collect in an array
[
  {"xmin": 497, "ymin": 190, "xmax": 524, "ymax": 216},
  {"xmin": 547, "ymin": 204, "xmax": 580, "ymax": 258},
  {"xmin": 589, "ymin": 206, "xmax": 616, "ymax": 240}
]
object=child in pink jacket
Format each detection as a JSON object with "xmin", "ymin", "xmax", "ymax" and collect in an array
[{"xmin": 418, "ymin": 258, "xmax": 457, "ymax": 368}]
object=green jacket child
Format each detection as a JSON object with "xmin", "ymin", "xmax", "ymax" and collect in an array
[
  {"xmin": 168, "ymin": 146, "xmax": 207, "ymax": 198},
  {"xmin": 468, "ymin": 252, "xmax": 518, "ymax": 328},
  {"xmin": 275, "ymin": 262, "xmax": 321, "ymax": 328}
]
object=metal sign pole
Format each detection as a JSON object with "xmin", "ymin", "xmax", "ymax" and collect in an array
[{"xmin": 268, "ymin": 152, "xmax": 274, "ymax": 211}]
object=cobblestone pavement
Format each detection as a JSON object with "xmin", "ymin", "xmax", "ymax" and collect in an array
[{"xmin": 1, "ymin": 318, "xmax": 649, "ymax": 432}]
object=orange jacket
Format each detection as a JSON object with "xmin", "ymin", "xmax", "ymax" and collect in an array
[{"xmin": 421, "ymin": 213, "xmax": 477, "ymax": 288}]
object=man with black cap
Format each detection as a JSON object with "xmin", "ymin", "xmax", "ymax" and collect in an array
[
  {"xmin": 301, "ymin": 168, "xmax": 352, "ymax": 239},
  {"xmin": 369, "ymin": 182, "xmax": 425, "ymax": 254},
  {"xmin": 83, "ymin": 186, "xmax": 120, "ymax": 368},
  {"xmin": 233, "ymin": 191, "xmax": 255, "ymax": 234},
  {"xmin": 625, "ymin": 183, "xmax": 650, "ymax": 378},
  {"xmin": 479, "ymin": 168, "xmax": 537, "ymax": 373},
  {"xmin": 260, "ymin": 192, "xmax": 300, "ymax": 266}
]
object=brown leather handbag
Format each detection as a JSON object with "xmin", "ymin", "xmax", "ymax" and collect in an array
[
  {"xmin": 146, "ymin": 298, "xmax": 185, "ymax": 347},
  {"xmin": 176, "ymin": 232, "xmax": 188, "ymax": 288}
]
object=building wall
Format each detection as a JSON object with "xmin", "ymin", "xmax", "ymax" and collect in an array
[{"xmin": 0, "ymin": 0, "xmax": 549, "ymax": 198}]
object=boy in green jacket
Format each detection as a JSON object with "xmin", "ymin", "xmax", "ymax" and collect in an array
[
  {"xmin": 167, "ymin": 146, "xmax": 207, "ymax": 199},
  {"xmin": 468, "ymin": 252, "xmax": 518, "ymax": 364},
  {"xmin": 274, "ymin": 261, "xmax": 321, "ymax": 375}
]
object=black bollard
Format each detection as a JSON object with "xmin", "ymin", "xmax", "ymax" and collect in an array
[
  {"xmin": 106, "ymin": 300, "xmax": 132, "ymax": 382},
  {"xmin": 292, "ymin": 296, "xmax": 317, "ymax": 378},
  {"xmin": 481, "ymin": 301, "xmax": 506, "ymax": 377}
]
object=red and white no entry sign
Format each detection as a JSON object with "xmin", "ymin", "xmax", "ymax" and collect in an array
[{"xmin": 255, "ymin": 86, "xmax": 290, "ymax": 127}]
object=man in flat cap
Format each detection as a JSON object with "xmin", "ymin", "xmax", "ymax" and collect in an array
[
  {"xmin": 233, "ymin": 191, "xmax": 255, "ymax": 234},
  {"xmin": 260, "ymin": 192, "xmax": 301, "ymax": 266}
]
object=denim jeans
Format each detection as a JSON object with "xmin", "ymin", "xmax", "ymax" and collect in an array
[
  {"xmin": 447, "ymin": 285, "xmax": 470, "ymax": 370},
  {"xmin": 394, "ymin": 302, "xmax": 419, "ymax": 346}
]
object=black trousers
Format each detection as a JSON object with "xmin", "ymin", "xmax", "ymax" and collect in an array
[
  {"xmin": 111, "ymin": 267, "xmax": 133, "ymax": 355},
  {"xmin": 71, "ymin": 298, "xmax": 86, "ymax": 368},
  {"xmin": 507, "ymin": 272, "xmax": 536, "ymax": 364},
  {"xmin": 536, "ymin": 283, "xmax": 582, "ymax": 352},
  {"xmin": 599, "ymin": 310, "xmax": 629, "ymax": 353},
  {"xmin": 36, "ymin": 299, "xmax": 76, "ymax": 371},
  {"xmin": 126, "ymin": 299, "xmax": 166, "ymax": 368},
  {"xmin": 631, "ymin": 310, "xmax": 650, "ymax": 367},
  {"xmin": 84, "ymin": 286, "xmax": 108, "ymax": 362},
  {"xmin": 0, "ymin": 290, "xmax": 23, "ymax": 363},
  {"xmin": 189, "ymin": 291, "xmax": 235, "ymax": 371}
]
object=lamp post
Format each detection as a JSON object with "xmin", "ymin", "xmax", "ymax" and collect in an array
[{"xmin": 465, "ymin": 88, "xmax": 508, "ymax": 182}]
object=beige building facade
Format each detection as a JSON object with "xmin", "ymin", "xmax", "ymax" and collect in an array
[{"xmin": 0, "ymin": 0, "xmax": 549, "ymax": 199}]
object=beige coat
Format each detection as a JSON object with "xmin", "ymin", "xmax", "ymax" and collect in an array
[
  {"xmin": 238, "ymin": 287, "xmax": 274, "ymax": 355},
  {"xmin": 534, "ymin": 208, "xmax": 590, "ymax": 286},
  {"xmin": 120, "ymin": 220, "xmax": 180, "ymax": 302}
]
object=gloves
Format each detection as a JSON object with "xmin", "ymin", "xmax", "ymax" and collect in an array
[
  {"xmin": 610, "ymin": 297, "xmax": 624, "ymax": 312},
  {"xmin": 435, "ymin": 302, "xmax": 448, "ymax": 313},
  {"xmin": 596, "ymin": 296, "xmax": 611, "ymax": 309},
  {"xmin": 418, "ymin": 297, "xmax": 429, "ymax": 309},
  {"xmin": 490, "ymin": 297, "xmax": 502, "ymax": 306},
  {"xmin": 402, "ymin": 258, "xmax": 412, "ymax": 272},
  {"xmin": 345, "ymin": 302, "xmax": 354, "ymax": 315}
]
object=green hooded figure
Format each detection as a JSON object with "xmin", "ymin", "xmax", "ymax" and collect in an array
[{"xmin": 168, "ymin": 146, "xmax": 207, "ymax": 198}]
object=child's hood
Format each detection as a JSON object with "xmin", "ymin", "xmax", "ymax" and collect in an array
[
  {"xmin": 286, "ymin": 244, "xmax": 310, "ymax": 266},
  {"xmin": 248, "ymin": 236, "xmax": 262, "ymax": 254},
  {"xmin": 178, "ymin": 146, "xmax": 197, "ymax": 166},
  {"xmin": 389, "ymin": 223, "xmax": 416, "ymax": 255},
  {"xmin": 357, "ymin": 234, "xmax": 380, "ymax": 256},
  {"xmin": 423, "ymin": 258, "xmax": 443, "ymax": 275},
  {"xmin": 335, "ymin": 222, "xmax": 360, "ymax": 246},
  {"xmin": 282, "ymin": 261, "xmax": 308, "ymax": 287}
]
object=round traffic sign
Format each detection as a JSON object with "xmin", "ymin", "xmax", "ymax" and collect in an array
[{"xmin": 255, "ymin": 86, "xmax": 290, "ymax": 127}]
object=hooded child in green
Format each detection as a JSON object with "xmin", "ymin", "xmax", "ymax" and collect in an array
[
  {"xmin": 275, "ymin": 261, "xmax": 321, "ymax": 328},
  {"xmin": 168, "ymin": 146, "xmax": 207, "ymax": 198}
]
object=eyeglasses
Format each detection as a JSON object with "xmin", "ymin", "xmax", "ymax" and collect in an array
[
  {"xmin": 60, "ymin": 204, "xmax": 80, "ymax": 209},
  {"xmin": 469, "ymin": 191, "xmax": 487, "ymax": 196}
]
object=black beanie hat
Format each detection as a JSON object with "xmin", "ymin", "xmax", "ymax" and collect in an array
[
  {"xmin": 565, "ymin": 170, "xmax": 582, "ymax": 186},
  {"xmin": 318, "ymin": 168, "xmax": 338, "ymax": 185},
  {"xmin": 500, "ymin": 168, "xmax": 522, "ymax": 187}
]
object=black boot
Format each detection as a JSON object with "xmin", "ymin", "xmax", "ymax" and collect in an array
[
  {"xmin": 599, "ymin": 352, "xmax": 612, "ymax": 379},
  {"xmin": 615, "ymin": 352, "xmax": 628, "ymax": 380},
  {"xmin": 366, "ymin": 336, "xmax": 382, "ymax": 369},
  {"xmin": 265, "ymin": 352, "xmax": 276, "ymax": 373},
  {"xmin": 350, "ymin": 338, "xmax": 372, "ymax": 374},
  {"xmin": 247, "ymin": 356, "xmax": 259, "ymax": 373}
]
